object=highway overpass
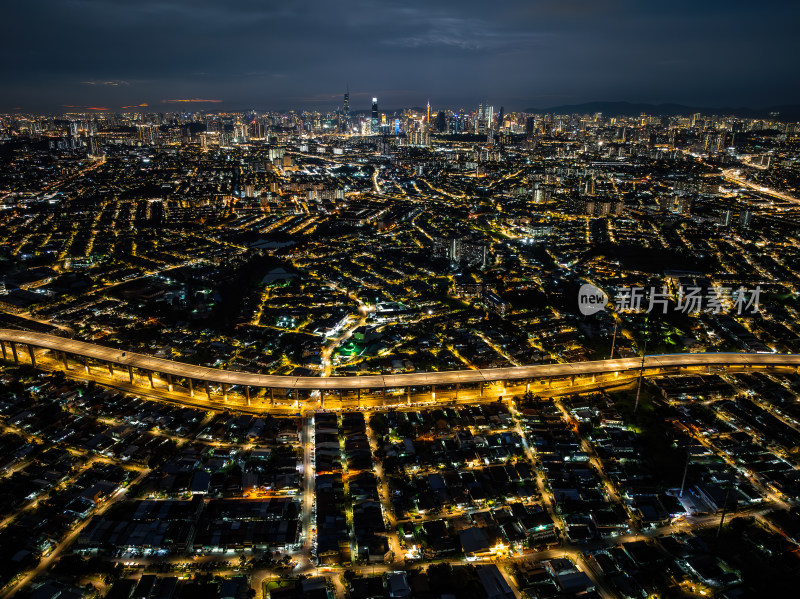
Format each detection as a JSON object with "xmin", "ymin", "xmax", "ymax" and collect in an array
[{"xmin": 1, "ymin": 328, "xmax": 798, "ymax": 406}]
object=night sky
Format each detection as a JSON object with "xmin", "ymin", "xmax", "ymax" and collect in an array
[{"xmin": 3, "ymin": 0, "xmax": 798, "ymax": 113}]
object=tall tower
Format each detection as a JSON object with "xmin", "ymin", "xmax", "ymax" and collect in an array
[
  {"xmin": 371, "ymin": 97, "xmax": 379, "ymax": 134},
  {"xmin": 342, "ymin": 88, "xmax": 350, "ymax": 133},
  {"xmin": 426, "ymin": 100, "xmax": 431, "ymax": 130}
]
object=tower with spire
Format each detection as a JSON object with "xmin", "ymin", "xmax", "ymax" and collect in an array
[
  {"xmin": 426, "ymin": 99, "xmax": 431, "ymax": 130},
  {"xmin": 341, "ymin": 86, "xmax": 350, "ymax": 133}
]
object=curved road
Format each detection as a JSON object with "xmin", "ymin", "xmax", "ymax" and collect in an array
[{"xmin": 1, "ymin": 328, "xmax": 799, "ymax": 390}]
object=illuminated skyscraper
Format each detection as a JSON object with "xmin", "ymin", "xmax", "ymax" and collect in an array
[
  {"xmin": 495, "ymin": 106, "xmax": 504, "ymax": 132},
  {"xmin": 249, "ymin": 120, "xmax": 264, "ymax": 138},
  {"xmin": 371, "ymin": 97, "xmax": 379, "ymax": 134},
  {"xmin": 233, "ymin": 124, "xmax": 248, "ymax": 143},
  {"xmin": 342, "ymin": 89, "xmax": 350, "ymax": 133},
  {"xmin": 475, "ymin": 103, "xmax": 493, "ymax": 135},
  {"xmin": 87, "ymin": 136, "xmax": 104, "ymax": 157},
  {"xmin": 426, "ymin": 100, "xmax": 431, "ymax": 130},
  {"xmin": 137, "ymin": 124, "xmax": 158, "ymax": 145}
]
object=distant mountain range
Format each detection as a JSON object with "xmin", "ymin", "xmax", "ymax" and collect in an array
[{"xmin": 523, "ymin": 101, "xmax": 800, "ymax": 120}]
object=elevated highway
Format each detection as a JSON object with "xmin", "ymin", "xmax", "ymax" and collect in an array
[{"xmin": 2, "ymin": 328, "xmax": 798, "ymax": 408}]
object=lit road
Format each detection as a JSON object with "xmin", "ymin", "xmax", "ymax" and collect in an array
[
  {"xmin": 722, "ymin": 168, "xmax": 800, "ymax": 205},
  {"xmin": 2, "ymin": 329, "xmax": 799, "ymax": 393},
  {"xmin": 300, "ymin": 416, "xmax": 315, "ymax": 567}
]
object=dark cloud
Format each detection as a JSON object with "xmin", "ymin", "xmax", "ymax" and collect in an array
[{"xmin": 2, "ymin": 0, "xmax": 798, "ymax": 112}]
